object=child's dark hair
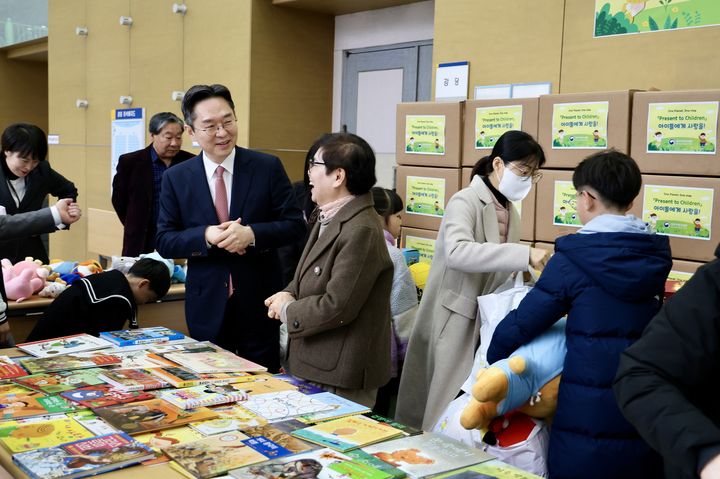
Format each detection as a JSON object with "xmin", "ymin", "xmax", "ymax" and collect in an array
[
  {"xmin": 572, "ymin": 149, "xmax": 641, "ymax": 210},
  {"xmin": 1, "ymin": 123, "xmax": 47, "ymax": 163},
  {"xmin": 128, "ymin": 258, "xmax": 171, "ymax": 299},
  {"xmin": 371, "ymin": 187, "xmax": 403, "ymax": 222},
  {"xmin": 471, "ymin": 130, "xmax": 545, "ymax": 179}
]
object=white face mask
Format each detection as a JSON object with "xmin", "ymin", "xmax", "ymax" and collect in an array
[{"xmin": 497, "ymin": 166, "xmax": 532, "ymax": 202}]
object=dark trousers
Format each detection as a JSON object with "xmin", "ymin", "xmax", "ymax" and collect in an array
[{"xmin": 215, "ymin": 292, "xmax": 281, "ymax": 373}]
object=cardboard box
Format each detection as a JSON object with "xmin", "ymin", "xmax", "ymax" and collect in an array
[
  {"xmin": 669, "ymin": 259, "xmax": 704, "ymax": 281},
  {"xmin": 534, "ymin": 169, "xmax": 580, "ymax": 242},
  {"xmin": 533, "ymin": 241, "xmax": 555, "ymax": 253},
  {"xmin": 461, "ymin": 167, "xmax": 536, "ymax": 242},
  {"xmin": 538, "ymin": 91, "xmax": 637, "ymax": 168},
  {"xmin": 396, "ymin": 101, "xmax": 463, "ymax": 167},
  {"xmin": 630, "ymin": 90, "xmax": 720, "ymax": 176},
  {"xmin": 628, "ymin": 175, "xmax": 720, "ymax": 262},
  {"xmin": 396, "ymin": 166, "xmax": 461, "ymax": 230},
  {"xmin": 400, "ymin": 227, "xmax": 438, "ymax": 265},
  {"xmin": 462, "ymin": 98, "xmax": 539, "ymax": 167}
]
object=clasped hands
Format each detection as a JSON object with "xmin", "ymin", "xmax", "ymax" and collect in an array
[
  {"xmin": 56, "ymin": 198, "xmax": 82, "ymax": 224},
  {"xmin": 205, "ymin": 218, "xmax": 255, "ymax": 254}
]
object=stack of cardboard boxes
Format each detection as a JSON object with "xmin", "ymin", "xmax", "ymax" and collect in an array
[{"xmin": 395, "ymin": 88, "xmax": 720, "ymax": 282}]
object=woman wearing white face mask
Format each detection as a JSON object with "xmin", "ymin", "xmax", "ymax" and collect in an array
[{"xmin": 396, "ymin": 130, "xmax": 550, "ymax": 431}]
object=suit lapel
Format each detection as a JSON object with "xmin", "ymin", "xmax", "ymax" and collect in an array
[
  {"xmin": 469, "ymin": 176, "xmax": 501, "ymax": 244},
  {"xmin": 141, "ymin": 146, "xmax": 154, "ymax": 204},
  {"xmin": 190, "ymin": 154, "xmax": 219, "ymax": 225},
  {"xmin": 298, "ymin": 219, "xmax": 341, "ymax": 280},
  {"xmin": 0, "ymin": 168, "xmax": 17, "ymax": 213},
  {"xmin": 229, "ymin": 147, "xmax": 253, "ymax": 221}
]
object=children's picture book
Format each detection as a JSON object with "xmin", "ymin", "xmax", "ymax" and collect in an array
[
  {"xmin": 16, "ymin": 334, "xmax": 114, "ymax": 358},
  {"xmin": 99, "ymin": 326, "xmax": 185, "ymax": 346},
  {"xmin": 0, "ymin": 415, "xmax": 94, "ymax": 453},
  {"xmin": 59, "ymin": 384, "xmax": 154, "ymax": 409},
  {"xmin": 20, "ymin": 352, "xmax": 122, "ymax": 374},
  {"xmin": 93, "ymin": 398, "xmax": 218, "ymax": 435},
  {"xmin": 229, "ymin": 377, "xmax": 298, "ymax": 396},
  {"xmin": 242, "ymin": 390, "xmax": 336, "ymax": 421},
  {"xmin": 149, "ymin": 366, "xmax": 255, "ymax": 388},
  {"xmin": 432, "ymin": 460, "xmax": 544, "ymax": 479},
  {"xmin": 361, "ymin": 413, "xmax": 423, "ymax": 437},
  {"xmin": 69, "ymin": 410, "xmax": 119, "ymax": 436},
  {"xmin": 0, "ymin": 384, "xmax": 78, "ymax": 420},
  {"xmin": 0, "ymin": 355, "xmax": 28, "ymax": 379},
  {"xmin": 163, "ymin": 431, "xmax": 268, "ymax": 479},
  {"xmin": 163, "ymin": 351, "xmax": 268, "ymax": 373},
  {"xmin": 190, "ymin": 404, "xmax": 267, "ymax": 435},
  {"xmin": 12, "ymin": 432, "xmax": 154, "ymax": 479},
  {"xmin": 157, "ymin": 384, "xmax": 249, "ymax": 410},
  {"xmin": 297, "ymin": 392, "xmax": 371, "ymax": 423},
  {"xmin": 15, "ymin": 368, "xmax": 107, "ymax": 394},
  {"xmin": 134, "ymin": 425, "xmax": 206, "ymax": 466},
  {"xmin": 97, "ymin": 368, "xmax": 168, "ymax": 391},
  {"xmin": 291, "ymin": 415, "xmax": 405, "ymax": 452},
  {"xmin": 242, "ymin": 419, "xmax": 319, "ymax": 455},
  {"xmin": 110, "ymin": 349, "xmax": 177, "ymax": 368},
  {"xmin": 273, "ymin": 374, "xmax": 326, "ymax": 395},
  {"xmin": 344, "ymin": 449, "xmax": 407, "ymax": 479},
  {"xmin": 361, "ymin": 433, "xmax": 494, "ymax": 479},
  {"xmin": 230, "ymin": 447, "xmax": 394, "ymax": 479}
]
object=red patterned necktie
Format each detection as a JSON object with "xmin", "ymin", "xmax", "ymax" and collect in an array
[{"xmin": 214, "ymin": 166, "xmax": 233, "ymax": 297}]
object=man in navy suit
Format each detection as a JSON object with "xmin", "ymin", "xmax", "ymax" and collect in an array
[{"xmin": 156, "ymin": 84, "xmax": 305, "ymax": 371}]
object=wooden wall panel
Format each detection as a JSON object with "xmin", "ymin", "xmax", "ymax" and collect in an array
[
  {"xmin": 561, "ymin": 1, "xmax": 720, "ymax": 93},
  {"xmin": 0, "ymin": 58, "xmax": 48, "ymax": 135},
  {"xmin": 433, "ymin": 0, "xmax": 564, "ymax": 96},
  {"xmin": 47, "ymin": 146, "xmax": 87, "ymax": 260}
]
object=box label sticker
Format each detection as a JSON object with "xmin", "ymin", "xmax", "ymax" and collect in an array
[
  {"xmin": 551, "ymin": 101, "xmax": 609, "ymax": 149},
  {"xmin": 552, "ymin": 181, "xmax": 581, "ymax": 227},
  {"xmin": 474, "ymin": 105, "xmax": 523, "ymax": 149},
  {"xmin": 405, "ymin": 176, "xmax": 446, "ymax": 217},
  {"xmin": 642, "ymin": 185, "xmax": 713, "ymax": 240},
  {"xmin": 646, "ymin": 102, "xmax": 718, "ymax": 154},
  {"xmin": 405, "ymin": 115, "xmax": 446, "ymax": 155},
  {"xmin": 405, "ymin": 236, "xmax": 436, "ymax": 264}
]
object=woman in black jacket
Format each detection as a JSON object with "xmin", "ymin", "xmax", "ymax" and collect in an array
[{"xmin": 0, "ymin": 123, "xmax": 77, "ymax": 263}]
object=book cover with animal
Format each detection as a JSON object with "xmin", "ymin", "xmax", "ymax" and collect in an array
[
  {"xmin": 344, "ymin": 449, "xmax": 407, "ymax": 479},
  {"xmin": 0, "ymin": 355, "xmax": 28, "ymax": 379},
  {"xmin": 432, "ymin": 460, "xmax": 544, "ymax": 479},
  {"xmin": 20, "ymin": 352, "xmax": 122, "ymax": 374},
  {"xmin": 190, "ymin": 404, "xmax": 267, "ymax": 435},
  {"xmin": 69, "ymin": 411, "xmax": 119, "ymax": 436},
  {"xmin": 149, "ymin": 365, "xmax": 254, "ymax": 388},
  {"xmin": 59, "ymin": 384, "xmax": 154, "ymax": 409},
  {"xmin": 15, "ymin": 368, "xmax": 107, "ymax": 394},
  {"xmin": 242, "ymin": 419, "xmax": 319, "ymax": 455},
  {"xmin": 134, "ymin": 425, "xmax": 206, "ymax": 466},
  {"xmin": 291, "ymin": 416, "xmax": 404, "ymax": 452},
  {"xmin": 229, "ymin": 376, "xmax": 298, "ymax": 396},
  {"xmin": 242, "ymin": 390, "xmax": 335, "ymax": 422},
  {"xmin": 12, "ymin": 432, "xmax": 154, "ymax": 479},
  {"xmin": 110, "ymin": 350, "xmax": 177, "ymax": 369},
  {"xmin": 164, "ymin": 351, "xmax": 267, "ymax": 373},
  {"xmin": 17, "ymin": 334, "xmax": 114, "ymax": 358},
  {"xmin": 230, "ymin": 447, "xmax": 393, "ymax": 479},
  {"xmin": 361, "ymin": 433, "xmax": 494, "ymax": 479},
  {"xmin": 0, "ymin": 416, "xmax": 94, "ymax": 453},
  {"xmin": 99, "ymin": 326, "xmax": 185, "ymax": 346},
  {"xmin": 97, "ymin": 368, "xmax": 168, "ymax": 391},
  {"xmin": 163, "ymin": 431, "xmax": 268, "ymax": 479},
  {"xmin": 297, "ymin": 392, "xmax": 370, "ymax": 423},
  {"xmin": 93, "ymin": 398, "xmax": 218, "ymax": 435},
  {"xmin": 0, "ymin": 385, "xmax": 77, "ymax": 420},
  {"xmin": 157, "ymin": 383, "xmax": 248, "ymax": 409}
]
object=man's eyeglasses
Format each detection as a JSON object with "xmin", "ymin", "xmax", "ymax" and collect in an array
[
  {"xmin": 195, "ymin": 118, "xmax": 236, "ymax": 136},
  {"xmin": 576, "ymin": 189, "xmax": 597, "ymax": 200},
  {"xmin": 308, "ymin": 157, "xmax": 326, "ymax": 168}
]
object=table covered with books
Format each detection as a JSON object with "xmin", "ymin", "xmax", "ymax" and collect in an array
[{"xmin": 0, "ymin": 329, "xmax": 540, "ymax": 479}]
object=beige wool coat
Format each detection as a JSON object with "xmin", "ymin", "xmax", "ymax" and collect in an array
[
  {"xmin": 284, "ymin": 193, "xmax": 394, "ymax": 390},
  {"xmin": 395, "ymin": 175, "xmax": 531, "ymax": 430}
]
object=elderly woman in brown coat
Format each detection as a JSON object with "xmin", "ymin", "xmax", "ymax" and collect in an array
[{"xmin": 266, "ymin": 132, "xmax": 393, "ymax": 408}]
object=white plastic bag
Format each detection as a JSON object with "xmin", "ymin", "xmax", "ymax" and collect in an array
[
  {"xmin": 461, "ymin": 271, "xmax": 533, "ymax": 393},
  {"xmin": 431, "ymin": 392, "xmax": 483, "ymax": 447},
  {"xmin": 484, "ymin": 418, "xmax": 549, "ymax": 477}
]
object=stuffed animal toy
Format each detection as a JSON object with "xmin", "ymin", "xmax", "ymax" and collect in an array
[
  {"xmin": 460, "ymin": 318, "xmax": 566, "ymax": 431},
  {"xmin": 1, "ymin": 258, "xmax": 48, "ymax": 302},
  {"xmin": 47, "ymin": 260, "xmax": 77, "ymax": 276},
  {"xmin": 110, "ymin": 256, "xmax": 137, "ymax": 274},
  {"xmin": 38, "ymin": 281, "xmax": 68, "ymax": 298},
  {"xmin": 73, "ymin": 260, "xmax": 103, "ymax": 277},
  {"xmin": 139, "ymin": 252, "xmax": 173, "ymax": 277}
]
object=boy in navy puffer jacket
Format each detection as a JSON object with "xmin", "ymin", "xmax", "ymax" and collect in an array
[{"xmin": 487, "ymin": 149, "xmax": 672, "ymax": 479}]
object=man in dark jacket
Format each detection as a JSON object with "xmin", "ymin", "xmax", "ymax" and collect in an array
[
  {"xmin": 487, "ymin": 150, "xmax": 672, "ymax": 479},
  {"xmin": 25, "ymin": 258, "xmax": 170, "ymax": 341},
  {"xmin": 614, "ymin": 243, "xmax": 720, "ymax": 479},
  {"xmin": 112, "ymin": 112, "xmax": 194, "ymax": 256}
]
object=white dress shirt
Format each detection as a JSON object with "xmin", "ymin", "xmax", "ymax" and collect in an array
[{"xmin": 202, "ymin": 149, "xmax": 235, "ymax": 219}]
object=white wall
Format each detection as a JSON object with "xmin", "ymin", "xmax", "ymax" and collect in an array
[{"xmin": 332, "ymin": 0, "xmax": 435, "ymax": 131}]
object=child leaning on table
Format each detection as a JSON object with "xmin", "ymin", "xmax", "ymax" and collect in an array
[
  {"xmin": 24, "ymin": 258, "xmax": 171, "ymax": 341},
  {"xmin": 486, "ymin": 149, "xmax": 672, "ymax": 479}
]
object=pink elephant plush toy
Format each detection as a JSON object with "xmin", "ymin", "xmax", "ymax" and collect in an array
[{"xmin": 1, "ymin": 258, "xmax": 48, "ymax": 302}]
